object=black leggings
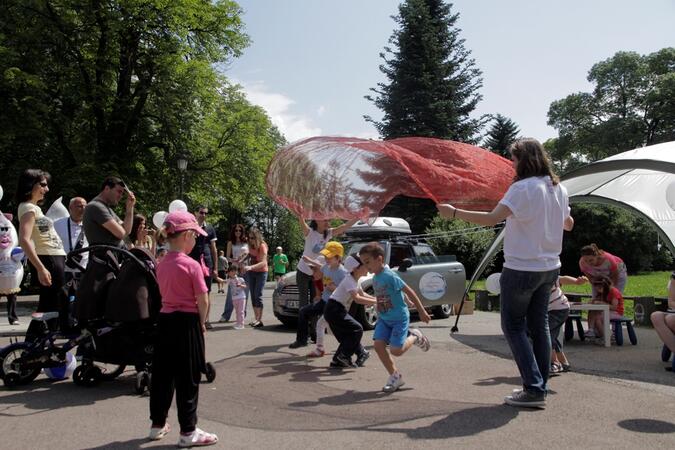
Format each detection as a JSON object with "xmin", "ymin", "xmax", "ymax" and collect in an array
[
  {"xmin": 26, "ymin": 255, "xmax": 65, "ymax": 340},
  {"xmin": 150, "ymin": 312, "xmax": 205, "ymax": 433},
  {"xmin": 296, "ymin": 270, "xmax": 315, "ymax": 309}
]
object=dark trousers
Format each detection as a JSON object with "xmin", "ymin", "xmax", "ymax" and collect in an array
[
  {"xmin": 324, "ymin": 300, "xmax": 364, "ymax": 358},
  {"xmin": 3, "ymin": 294, "xmax": 18, "ymax": 323},
  {"xmin": 296, "ymin": 299, "xmax": 326, "ymax": 344},
  {"xmin": 296, "ymin": 270, "xmax": 315, "ymax": 309},
  {"xmin": 150, "ymin": 312, "xmax": 205, "ymax": 433},
  {"xmin": 26, "ymin": 255, "xmax": 65, "ymax": 341}
]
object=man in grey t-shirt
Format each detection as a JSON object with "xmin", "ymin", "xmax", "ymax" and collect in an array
[{"xmin": 83, "ymin": 176, "xmax": 136, "ymax": 247}]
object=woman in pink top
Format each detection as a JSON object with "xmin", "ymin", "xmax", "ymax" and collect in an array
[
  {"xmin": 243, "ymin": 226, "xmax": 268, "ymax": 328},
  {"xmin": 579, "ymin": 244, "xmax": 627, "ymax": 294},
  {"xmin": 148, "ymin": 211, "xmax": 218, "ymax": 448}
]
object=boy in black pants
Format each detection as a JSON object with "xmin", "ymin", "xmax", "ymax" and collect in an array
[{"xmin": 323, "ymin": 255, "xmax": 376, "ymax": 368}]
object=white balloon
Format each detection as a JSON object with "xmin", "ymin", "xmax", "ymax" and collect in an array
[
  {"xmin": 666, "ymin": 181, "xmax": 675, "ymax": 211},
  {"xmin": 486, "ymin": 272, "xmax": 501, "ymax": 295},
  {"xmin": 45, "ymin": 197, "xmax": 69, "ymax": 221},
  {"xmin": 0, "ymin": 184, "xmax": 3, "ymax": 202},
  {"xmin": 152, "ymin": 211, "xmax": 169, "ymax": 229},
  {"xmin": 168, "ymin": 199, "xmax": 188, "ymax": 213}
]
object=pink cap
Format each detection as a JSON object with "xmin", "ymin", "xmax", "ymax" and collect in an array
[{"xmin": 163, "ymin": 211, "xmax": 207, "ymax": 236}]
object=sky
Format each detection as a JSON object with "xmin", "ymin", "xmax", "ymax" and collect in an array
[{"xmin": 227, "ymin": 0, "xmax": 675, "ymax": 144}]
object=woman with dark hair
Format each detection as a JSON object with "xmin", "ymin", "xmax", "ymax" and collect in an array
[
  {"xmin": 243, "ymin": 227, "xmax": 267, "ymax": 328},
  {"xmin": 437, "ymin": 138, "xmax": 574, "ymax": 409},
  {"xmin": 579, "ymin": 243, "xmax": 627, "ymax": 294},
  {"xmin": 219, "ymin": 224, "xmax": 248, "ymax": 322},
  {"xmin": 128, "ymin": 214, "xmax": 154, "ymax": 253},
  {"xmin": 16, "ymin": 169, "xmax": 66, "ymax": 338}
]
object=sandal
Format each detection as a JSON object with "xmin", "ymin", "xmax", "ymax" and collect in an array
[
  {"xmin": 561, "ymin": 363, "xmax": 571, "ymax": 372},
  {"xmin": 550, "ymin": 363, "xmax": 563, "ymax": 376},
  {"xmin": 148, "ymin": 423, "xmax": 170, "ymax": 440},
  {"xmin": 177, "ymin": 428, "xmax": 218, "ymax": 448}
]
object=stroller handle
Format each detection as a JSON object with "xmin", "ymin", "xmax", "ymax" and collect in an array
[{"xmin": 66, "ymin": 245, "xmax": 154, "ymax": 276}]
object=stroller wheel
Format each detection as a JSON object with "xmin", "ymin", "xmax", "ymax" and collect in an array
[
  {"xmin": 204, "ymin": 362, "xmax": 216, "ymax": 383},
  {"xmin": 73, "ymin": 365, "xmax": 101, "ymax": 387},
  {"xmin": 134, "ymin": 371, "xmax": 151, "ymax": 395}
]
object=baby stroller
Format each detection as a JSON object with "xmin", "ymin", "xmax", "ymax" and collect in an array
[{"xmin": 71, "ymin": 245, "xmax": 216, "ymax": 394}]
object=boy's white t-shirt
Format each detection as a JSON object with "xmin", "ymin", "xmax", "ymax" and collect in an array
[
  {"xmin": 329, "ymin": 274, "xmax": 360, "ymax": 307},
  {"xmin": 499, "ymin": 176, "xmax": 570, "ymax": 272},
  {"xmin": 548, "ymin": 279, "xmax": 570, "ymax": 311},
  {"xmin": 297, "ymin": 228, "xmax": 332, "ymax": 275}
]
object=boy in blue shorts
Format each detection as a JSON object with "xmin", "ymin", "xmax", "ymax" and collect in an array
[{"xmin": 358, "ymin": 242, "xmax": 431, "ymax": 393}]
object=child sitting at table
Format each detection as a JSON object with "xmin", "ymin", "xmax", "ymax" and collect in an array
[{"xmin": 588, "ymin": 276, "xmax": 624, "ymax": 341}]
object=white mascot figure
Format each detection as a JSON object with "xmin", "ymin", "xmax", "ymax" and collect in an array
[
  {"xmin": 0, "ymin": 183, "xmax": 25, "ymax": 300},
  {"xmin": 0, "ymin": 212, "xmax": 24, "ymax": 295}
]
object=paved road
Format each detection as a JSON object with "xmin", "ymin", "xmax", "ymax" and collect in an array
[{"xmin": 1, "ymin": 288, "xmax": 674, "ymax": 449}]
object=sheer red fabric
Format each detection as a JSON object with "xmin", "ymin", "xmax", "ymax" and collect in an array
[{"xmin": 266, "ymin": 136, "xmax": 514, "ymax": 220}]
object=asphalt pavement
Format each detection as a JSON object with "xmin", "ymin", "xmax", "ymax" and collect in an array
[{"xmin": 1, "ymin": 287, "xmax": 674, "ymax": 449}]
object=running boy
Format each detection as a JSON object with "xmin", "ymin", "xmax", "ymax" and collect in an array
[
  {"xmin": 323, "ymin": 255, "xmax": 376, "ymax": 368},
  {"xmin": 289, "ymin": 242, "xmax": 347, "ymax": 349},
  {"xmin": 148, "ymin": 211, "xmax": 218, "ymax": 447},
  {"xmin": 359, "ymin": 242, "xmax": 431, "ymax": 393}
]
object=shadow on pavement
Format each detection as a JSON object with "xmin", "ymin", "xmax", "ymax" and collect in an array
[
  {"xmin": 473, "ymin": 375, "xmax": 523, "ymax": 387},
  {"xmin": 362, "ymin": 404, "xmax": 519, "ymax": 439},
  {"xmin": 618, "ymin": 418, "xmax": 675, "ymax": 433}
]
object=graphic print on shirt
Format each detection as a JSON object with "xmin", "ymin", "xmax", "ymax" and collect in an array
[
  {"xmin": 374, "ymin": 283, "xmax": 393, "ymax": 313},
  {"xmin": 36, "ymin": 216, "xmax": 63, "ymax": 250}
]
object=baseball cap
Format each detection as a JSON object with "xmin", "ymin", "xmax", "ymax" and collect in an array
[
  {"xmin": 343, "ymin": 255, "xmax": 362, "ymax": 273},
  {"xmin": 320, "ymin": 241, "xmax": 344, "ymax": 258},
  {"xmin": 163, "ymin": 211, "xmax": 207, "ymax": 236}
]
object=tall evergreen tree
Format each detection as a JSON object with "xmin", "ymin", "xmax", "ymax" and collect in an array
[
  {"xmin": 484, "ymin": 114, "xmax": 520, "ymax": 158},
  {"xmin": 364, "ymin": 0, "xmax": 485, "ymax": 232},
  {"xmin": 365, "ymin": 0, "xmax": 485, "ymax": 142}
]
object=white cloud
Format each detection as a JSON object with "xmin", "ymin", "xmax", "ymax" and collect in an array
[{"xmin": 239, "ymin": 81, "xmax": 322, "ymax": 142}]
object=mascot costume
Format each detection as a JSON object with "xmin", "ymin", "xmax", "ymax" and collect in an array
[{"xmin": 0, "ymin": 184, "xmax": 25, "ymax": 324}]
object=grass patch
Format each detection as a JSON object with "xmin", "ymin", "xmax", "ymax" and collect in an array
[{"xmin": 469, "ymin": 271, "xmax": 671, "ymax": 318}]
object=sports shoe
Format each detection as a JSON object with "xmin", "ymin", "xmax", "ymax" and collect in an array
[
  {"xmin": 584, "ymin": 329, "xmax": 596, "ymax": 338},
  {"xmin": 307, "ymin": 347, "xmax": 325, "ymax": 357},
  {"xmin": 9, "ymin": 320, "xmax": 20, "ymax": 325},
  {"xmin": 177, "ymin": 428, "xmax": 218, "ymax": 448},
  {"xmin": 252, "ymin": 321, "xmax": 264, "ymax": 328},
  {"xmin": 504, "ymin": 389, "xmax": 546, "ymax": 409},
  {"xmin": 355, "ymin": 349, "xmax": 370, "ymax": 367},
  {"xmin": 148, "ymin": 423, "xmax": 170, "ymax": 440},
  {"xmin": 382, "ymin": 372, "xmax": 405, "ymax": 393},
  {"xmin": 233, "ymin": 325, "xmax": 244, "ymax": 330},
  {"xmin": 409, "ymin": 328, "xmax": 430, "ymax": 352},
  {"xmin": 330, "ymin": 353, "xmax": 356, "ymax": 368},
  {"xmin": 289, "ymin": 340, "xmax": 308, "ymax": 349}
]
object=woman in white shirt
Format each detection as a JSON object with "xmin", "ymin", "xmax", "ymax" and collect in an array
[
  {"xmin": 437, "ymin": 138, "xmax": 574, "ymax": 409},
  {"xmin": 16, "ymin": 169, "xmax": 66, "ymax": 338}
]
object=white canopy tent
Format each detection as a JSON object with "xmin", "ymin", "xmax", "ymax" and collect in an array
[{"xmin": 452, "ymin": 140, "xmax": 675, "ymax": 331}]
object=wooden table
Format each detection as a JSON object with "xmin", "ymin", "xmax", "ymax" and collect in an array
[{"xmin": 568, "ymin": 302, "xmax": 611, "ymax": 347}]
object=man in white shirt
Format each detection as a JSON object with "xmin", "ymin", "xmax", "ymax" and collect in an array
[{"xmin": 53, "ymin": 197, "xmax": 89, "ymax": 281}]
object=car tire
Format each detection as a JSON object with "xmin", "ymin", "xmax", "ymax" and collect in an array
[{"xmin": 432, "ymin": 304, "xmax": 452, "ymax": 319}]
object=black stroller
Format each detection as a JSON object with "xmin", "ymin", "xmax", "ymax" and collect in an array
[{"xmin": 69, "ymin": 245, "xmax": 216, "ymax": 393}]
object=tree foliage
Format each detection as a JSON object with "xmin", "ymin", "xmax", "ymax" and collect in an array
[
  {"xmin": 365, "ymin": 0, "xmax": 485, "ymax": 142},
  {"xmin": 425, "ymin": 216, "xmax": 498, "ymax": 276},
  {"xmin": 547, "ymin": 48, "xmax": 675, "ymax": 164},
  {"xmin": 483, "ymin": 114, "xmax": 520, "ymax": 158},
  {"xmin": 0, "ymin": 0, "xmax": 283, "ymax": 219}
]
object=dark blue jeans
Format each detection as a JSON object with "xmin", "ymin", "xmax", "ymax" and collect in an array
[
  {"xmin": 247, "ymin": 271, "xmax": 267, "ymax": 308},
  {"xmin": 500, "ymin": 267, "xmax": 559, "ymax": 395}
]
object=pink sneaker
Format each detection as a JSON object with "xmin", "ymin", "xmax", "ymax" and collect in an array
[{"xmin": 307, "ymin": 347, "xmax": 325, "ymax": 358}]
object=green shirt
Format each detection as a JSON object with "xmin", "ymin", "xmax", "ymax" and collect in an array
[{"xmin": 273, "ymin": 253, "xmax": 289, "ymax": 274}]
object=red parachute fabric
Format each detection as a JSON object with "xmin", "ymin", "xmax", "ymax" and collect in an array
[{"xmin": 266, "ymin": 136, "xmax": 514, "ymax": 220}]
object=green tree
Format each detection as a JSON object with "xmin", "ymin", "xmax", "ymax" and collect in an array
[
  {"xmin": 364, "ymin": 0, "xmax": 485, "ymax": 232},
  {"xmin": 483, "ymin": 114, "xmax": 520, "ymax": 158},
  {"xmin": 365, "ymin": 0, "xmax": 485, "ymax": 141},
  {"xmin": 547, "ymin": 48, "xmax": 675, "ymax": 162},
  {"xmin": 425, "ymin": 216, "xmax": 498, "ymax": 276},
  {"xmin": 0, "ymin": 0, "xmax": 250, "ymax": 210}
]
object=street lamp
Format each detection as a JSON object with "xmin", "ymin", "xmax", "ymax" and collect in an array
[{"xmin": 177, "ymin": 154, "xmax": 188, "ymax": 199}]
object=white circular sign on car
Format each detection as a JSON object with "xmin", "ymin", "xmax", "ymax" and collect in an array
[
  {"xmin": 419, "ymin": 272, "xmax": 447, "ymax": 301},
  {"xmin": 666, "ymin": 181, "xmax": 675, "ymax": 211}
]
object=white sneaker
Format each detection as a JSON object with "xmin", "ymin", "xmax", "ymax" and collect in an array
[
  {"xmin": 382, "ymin": 372, "xmax": 405, "ymax": 393},
  {"xmin": 234, "ymin": 325, "xmax": 244, "ymax": 330},
  {"xmin": 177, "ymin": 428, "xmax": 218, "ymax": 448},
  {"xmin": 409, "ymin": 328, "xmax": 430, "ymax": 352},
  {"xmin": 584, "ymin": 329, "xmax": 596, "ymax": 338},
  {"xmin": 148, "ymin": 423, "xmax": 170, "ymax": 440}
]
